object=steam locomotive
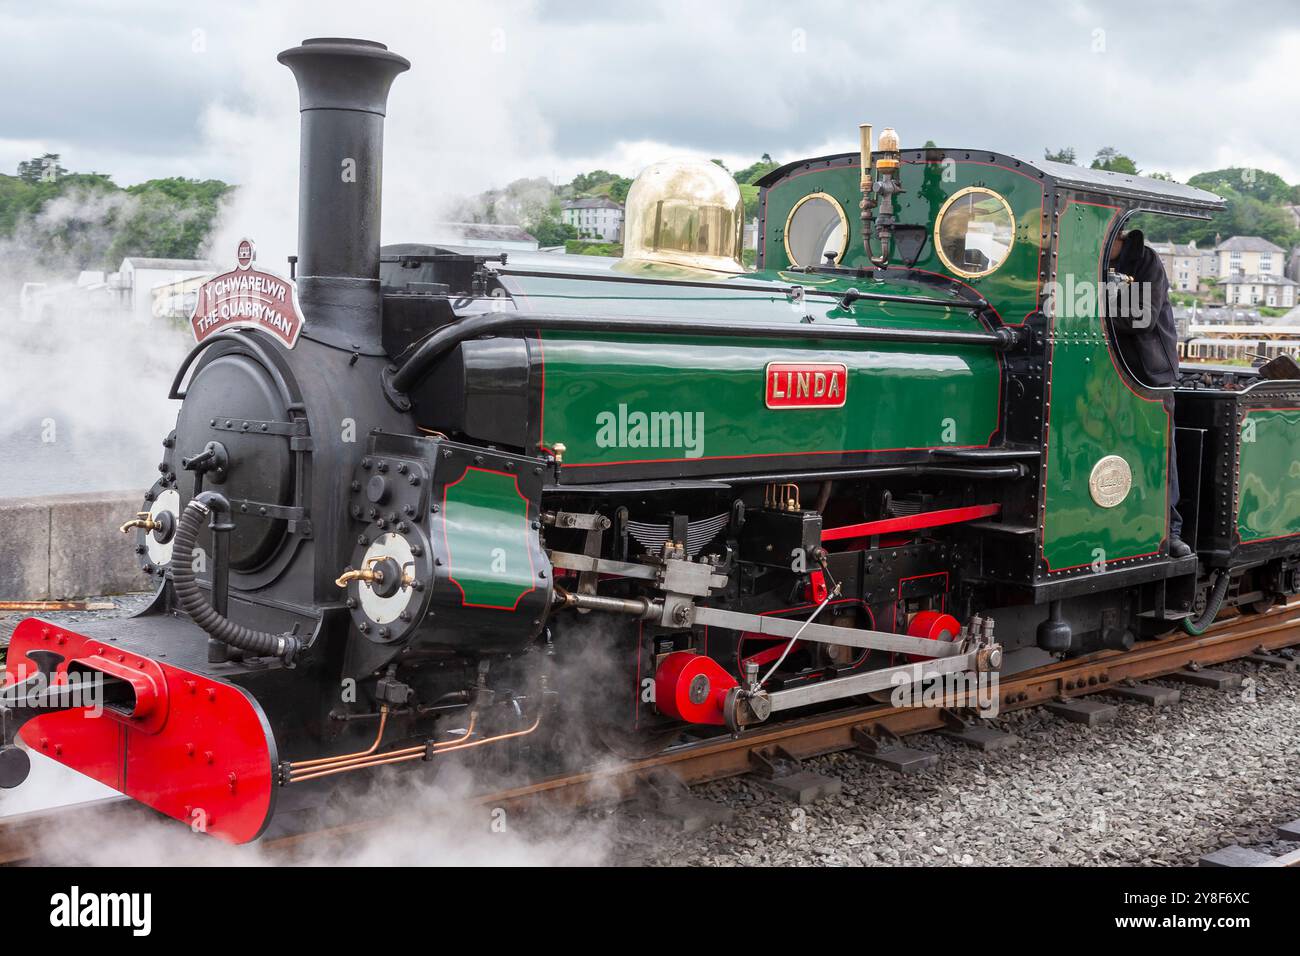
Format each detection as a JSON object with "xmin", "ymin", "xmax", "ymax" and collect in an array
[{"xmin": 4, "ymin": 37, "xmax": 1299, "ymax": 844}]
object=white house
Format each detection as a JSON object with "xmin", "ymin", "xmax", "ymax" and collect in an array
[
  {"xmin": 1150, "ymin": 240, "xmax": 1202, "ymax": 292},
  {"xmin": 111, "ymin": 257, "xmax": 219, "ymax": 322},
  {"xmin": 1219, "ymin": 274, "xmax": 1298, "ymax": 309},
  {"xmin": 1214, "ymin": 236, "xmax": 1286, "ymax": 280},
  {"xmin": 561, "ymin": 197, "xmax": 624, "ymax": 241},
  {"xmin": 151, "ymin": 272, "xmax": 214, "ymax": 321}
]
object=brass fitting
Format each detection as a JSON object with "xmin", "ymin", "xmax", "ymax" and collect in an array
[
  {"xmin": 335, "ymin": 556, "xmax": 414, "ymax": 590},
  {"xmin": 764, "ymin": 482, "xmax": 801, "ymax": 512},
  {"xmin": 335, "ymin": 566, "xmax": 382, "ymax": 589},
  {"xmin": 120, "ymin": 512, "xmax": 158, "ymax": 534},
  {"xmin": 858, "ymin": 123, "xmax": 873, "ymax": 188}
]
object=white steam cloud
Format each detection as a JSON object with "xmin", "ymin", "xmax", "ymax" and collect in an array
[
  {"xmin": 27, "ymin": 758, "xmax": 618, "ymax": 867},
  {"xmin": 0, "ymin": 198, "xmax": 188, "ymax": 498},
  {"xmin": 203, "ymin": 1, "xmax": 558, "ymax": 268}
]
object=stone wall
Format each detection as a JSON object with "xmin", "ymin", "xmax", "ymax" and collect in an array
[{"xmin": 0, "ymin": 491, "xmax": 150, "ymax": 600}]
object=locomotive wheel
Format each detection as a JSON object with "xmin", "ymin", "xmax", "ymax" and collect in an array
[{"xmin": 1240, "ymin": 595, "xmax": 1278, "ymax": 615}]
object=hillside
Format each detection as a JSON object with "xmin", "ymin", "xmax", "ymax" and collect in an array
[
  {"xmin": 0, "ymin": 153, "xmax": 231, "ymax": 280},
  {"xmin": 1047, "ymin": 150, "xmax": 1300, "ymax": 250}
]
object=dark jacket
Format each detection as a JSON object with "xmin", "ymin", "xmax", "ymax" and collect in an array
[{"xmin": 1107, "ymin": 230, "xmax": 1179, "ymax": 387}]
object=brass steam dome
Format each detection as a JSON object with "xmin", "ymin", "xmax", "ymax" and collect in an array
[{"xmin": 618, "ymin": 159, "xmax": 746, "ymax": 274}]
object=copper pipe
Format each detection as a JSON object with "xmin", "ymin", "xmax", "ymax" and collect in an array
[
  {"xmin": 287, "ymin": 707, "xmax": 389, "ymax": 772},
  {"xmin": 287, "ymin": 708, "xmax": 543, "ymax": 784},
  {"xmin": 288, "ymin": 713, "xmax": 480, "ymax": 782},
  {"xmin": 287, "ymin": 711, "xmax": 480, "ymax": 783}
]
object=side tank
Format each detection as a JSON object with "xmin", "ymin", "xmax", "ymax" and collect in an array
[{"xmin": 411, "ymin": 270, "xmax": 1005, "ymax": 484}]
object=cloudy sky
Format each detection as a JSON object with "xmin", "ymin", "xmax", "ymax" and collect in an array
[{"xmin": 3, "ymin": 0, "xmax": 1296, "ymax": 259}]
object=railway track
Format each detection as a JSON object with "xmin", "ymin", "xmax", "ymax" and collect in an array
[{"xmin": 4, "ymin": 601, "xmax": 1300, "ymax": 864}]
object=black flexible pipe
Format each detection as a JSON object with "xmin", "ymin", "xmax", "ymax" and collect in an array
[
  {"xmin": 385, "ymin": 311, "xmax": 1019, "ymax": 408},
  {"xmin": 171, "ymin": 493, "xmax": 302, "ymax": 663},
  {"xmin": 1182, "ymin": 569, "xmax": 1230, "ymax": 636}
]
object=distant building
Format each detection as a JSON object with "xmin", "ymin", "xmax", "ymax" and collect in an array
[
  {"xmin": 18, "ymin": 271, "xmax": 117, "ymax": 323},
  {"xmin": 110, "ymin": 257, "xmax": 219, "ymax": 322},
  {"xmin": 1214, "ymin": 236, "xmax": 1285, "ymax": 280},
  {"xmin": 1287, "ymin": 245, "xmax": 1300, "ymax": 283},
  {"xmin": 1150, "ymin": 240, "xmax": 1202, "ymax": 292},
  {"xmin": 1219, "ymin": 273, "xmax": 1298, "ymax": 309},
  {"xmin": 561, "ymin": 197, "xmax": 624, "ymax": 242},
  {"xmin": 151, "ymin": 273, "xmax": 213, "ymax": 321},
  {"xmin": 1198, "ymin": 243, "xmax": 1218, "ymax": 284}
]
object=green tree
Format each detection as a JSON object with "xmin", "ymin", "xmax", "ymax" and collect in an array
[
  {"xmin": 1044, "ymin": 147, "xmax": 1076, "ymax": 165},
  {"xmin": 1090, "ymin": 147, "xmax": 1138, "ymax": 174},
  {"xmin": 562, "ymin": 169, "xmax": 633, "ymax": 204},
  {"xmin": 0, "ymin": 161, "xmax": 233, "ymax": 274},
  {"xmin": 1188, "ymin": 168, "xmax": 1294, "ymax": 205},
  {"xmin": 530, "ymin": 215, "xmax": 578, "ymax": 247},
  {"xmin": 16, "ymin": 153, "xmax": 66, "ymax": 184},
  {"xmin": 1132, "ymin": 183, "xmax": 1299, "ymax": 250},
  {"xmin": 734, "ymin": 154, "xmax": 780, "ymax": 185}
]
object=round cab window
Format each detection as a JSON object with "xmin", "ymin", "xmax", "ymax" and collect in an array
[
  {"xmin": 784, "ymin": 193, "xmax": 848, "ymax": 267},
  {"xmin": 935, "ymin": 187, "xmax": 1015, "ymax": 278}
]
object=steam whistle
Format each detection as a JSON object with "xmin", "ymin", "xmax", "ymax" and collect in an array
[{"xmin": 859, "ymin": 124, "xmax": 905, "ymax": 268}]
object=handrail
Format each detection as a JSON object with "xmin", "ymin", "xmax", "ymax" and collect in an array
[
  {"xmin": 384, "ymin": 310, "xmax": 1021, "ymax": 409},
  {"xmin": 494, "ymin": 266, "xmax": 987, "ymax": 311}
]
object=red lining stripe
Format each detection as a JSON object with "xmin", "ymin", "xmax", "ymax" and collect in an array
[{"xmin": 822, "ymin": 503, "xmax": 1001, "ymax": 542}]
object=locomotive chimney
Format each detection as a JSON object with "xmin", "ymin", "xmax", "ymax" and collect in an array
[{"xmin": 278, "ymin": 38, "xmax": 410, "ymax": 351}]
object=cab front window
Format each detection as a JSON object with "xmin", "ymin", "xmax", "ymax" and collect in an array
[
  {"xmin": 935, "ymin": 187, "xmax": 1015, "ymax": 278},
  {"xmin": 784, "ymin": 192, "xmax": 848, "ymax": 268}
]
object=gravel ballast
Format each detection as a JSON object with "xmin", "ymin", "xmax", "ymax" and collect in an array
[{"xmin": 609, "ymin": 660, "xmax": 1300, "ymax": 866}]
